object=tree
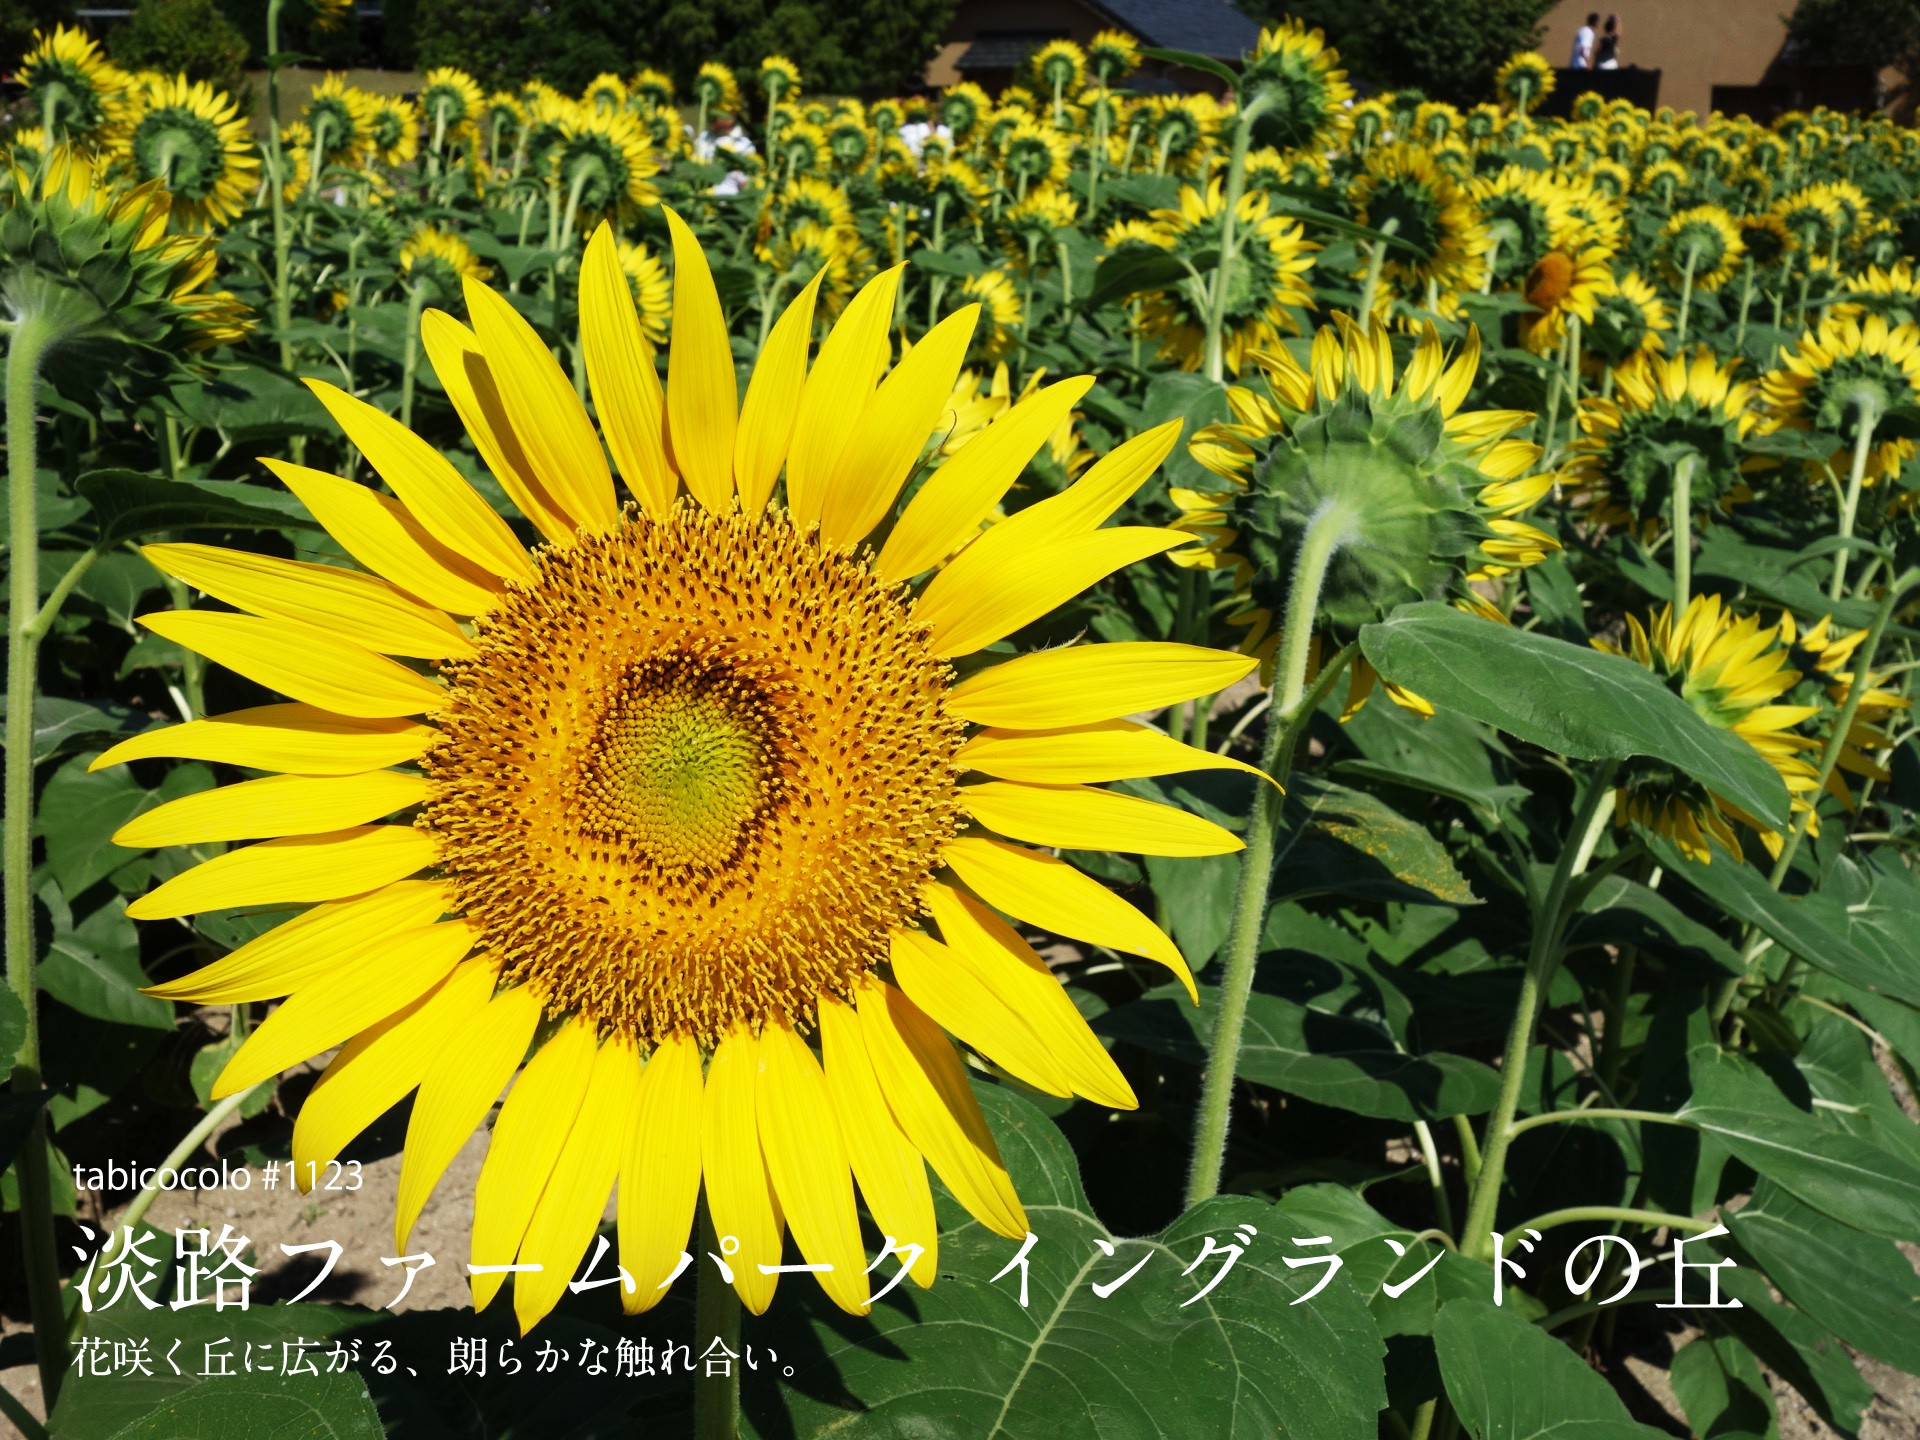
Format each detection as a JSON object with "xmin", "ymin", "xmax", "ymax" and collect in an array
[
  {"xmin": 1245, "ymin": 0, "xmax": 1559, "ymax": 106},
  {"xmin": 108, "ymin": 0, "xmax": 249, "ymax": 98},
  {"xmin": 1, "ymin": 0, "xmax": 74, "ymax": 73},
  {"xmin": 413, "ymin": 0, "xmax": 957, "ymax": 98},
  {"xmin": 1786, "ymin": 0, "xmax": 1920, "ymax": 114}
]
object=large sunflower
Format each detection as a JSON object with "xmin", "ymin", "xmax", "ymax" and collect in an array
[
  {"xmin": 1761, "ymin": 313, "xmax": 1920, "ymax": 483},
  {"xmin": 1348, "ymin": 142, "xmax": 1491, "ymax": 308},
  {"xmin": 121, "ymin": 75, "xmax": 258, "ymax": 229},
  {"xmin": 1595, "ymin": 598, "xmax": 1819, "ymax": 863},
  {"xmin": 108, "ymin": 215, "xmax": 1251, "ymax": 1333}
]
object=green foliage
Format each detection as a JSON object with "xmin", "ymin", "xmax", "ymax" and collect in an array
[
  {"xmin": 1254, "ymin": 0, "xmax": 1559, "ymax": 105},
  {"xmin": 106, "ymin": 0, "xmax": 248, "ymax": 99},
  {"xmin": 0, "ymin": 0, "xmax": 72, "ymax": 72},
  {"xmin": 413, "ymin": 0, "xmax": 958, "ymax": 97}
]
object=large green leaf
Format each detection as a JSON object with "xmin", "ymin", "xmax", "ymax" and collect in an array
[
  {"xmin": 1712, "ymin": 1246, "xmax": 1876, "ymax": 1433},
  {"xmin": 41, "ymin": 896, "xmax": 172, "ymax": 1030},
  {"xmin": 1728, "ymin": 1181, "xmax": 1920, "ymax": 1373},
  {"xmin": 749, "ymin": 1085, "xmax": 1386, "ymax": 1440},
  {"xmin": 1095, "ymin": 982, "xmax": 1499, "ymax": 1121},
  {"xmin": 76, "ymin": 470, "xmax": 320, "ymax": 546},
  {"xmin": 1359, "ymin": 604, "xmax": 1789, "ymax": 828},
  {"xmin": 1668, "ymin": 1333, "xmax": 1775, "ymax": 1440},
  {"xmin": 1646, "ymin": 833, "xmax": 1920, "ymax": 1005},
  {"xmin": 1273, "ymin": 775, "xmax": 1479, "ymax": 907},
  {"xmin": 1434, "ymin": 1298, "xmax": 1670, "ymax": 1440},
  {"xmin": 1682, "ymin": 1047, "xmax": 1920, "ymax": 1239},
  {"xmin": 1569, "ymin": 875, "xmax": 1740, "ymax": 976},
  {"xmin": 0, "ymin": 695, "xmax": 153, "ymax": 765}
]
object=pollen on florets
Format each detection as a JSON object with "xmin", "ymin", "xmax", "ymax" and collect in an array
[{"xmin": 418, "ymin": 501, "xmax": 967, "ymax": 1047}]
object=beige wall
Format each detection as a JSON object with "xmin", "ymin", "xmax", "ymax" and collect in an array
[{"xmin": 1536, "ymin": 0, "xmax": 1789, "ymax": 115}]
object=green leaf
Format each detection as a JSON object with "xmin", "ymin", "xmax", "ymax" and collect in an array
[
  {"xmin": 0, "ymin": 1090, "xmax": 50, "ymax": 1173},
  {"xmin": 1144, "ymin": 852, "xmax": 1239, "ymax": 967},
  {"xmin": 1647, "ymin": 833, "xmax": 1920, "ymax": 1005},
  {"xmin": 1273, "ymin": 774, "xmax": 1479, "ymax": 907},
  {"xmin": 1682, "ymin": 1047, "xmax": 1920, "ymax": 1239},
  {"xmin": 189, "ymin": 1034, "xmax": 273, "ymax": 1117},
  {"xmin": 1140, "ymin": 45, "xmax": 1241, "ymax": 90},
  {"xmin": 1712, "ymin": 1248, "xmax": 1876, "ymax": 1433},
  {"xmin": 0, "ymin": 696, "xmax": 153, "ymax": 765},
  {"xmin": 752, "ymin": 1084, "xmax": 1386, "ymax": 1440},
  {"xmin": 76, "ymin": 470, "xmax": 321, "ymax": 547},
  {"xmin": 1668, "ymin": 1334, "xmax": 1776, "ymax": 1440},
  {"xmin": 37, "ymin": 757, "xmax": 160, "ymax": 896},
  {"xmin": 41, "ymin": 897, "xmax": 171, "ymax": 1031},
  {"xmin": 1095, "ymin": 982, "xmax": 1500, "ymax": 1121},
  {"xmin": 1086, "ymin": 247, "xmax": 1193, "ymax": 309},
  {"xmin": 1570, "ymin": 875, "xmax": 1741, "ymax": 976},
  {"xmin": 0, "ymin": 985, "xmax": 24, "ymax": 1082},
  {"xmin": 1434, "ymin": 1298, "xmax": 1669, "ymax": 1440},
  {"xmin": 1728, "ymin": 1180, "xmax": 1920, "ymax": 1373},
  {"xmin": 1359, "ymin": 603, "xmax": 1789, "ymax": 828}
]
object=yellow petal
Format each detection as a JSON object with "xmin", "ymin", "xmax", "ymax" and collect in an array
[
  {"xmin": 661, "ymin": 208, "xmax": 737, "ymax": 511},
  {"xmin": 291, "ymin": 958, "xmax": 495, "ymax": 1179},
  {"xmin": 114, "ymin": 771, "xmax": 428, "ymax": 847},
  {"xmin": 817, "ymin": 303, "xmax": 979, "ymax": 548},
  {"xmin": 306, "ymin": 379, "xmax": 535, "ymax": 583},
  {"xmin": 923, "ymin": 883, "xmax": 1135, "ymax": 1109},
  {"xmin": 462, "ymin": 276, "xmax": 619, "ymax": 534},
  {"xmin": 917, "ymin": 527, "xmax": 1188, "ymax": 658},
  {"xmin": 957, "ymin": 720, "xmax": 1277, "ymax": 788},
  {"xmin": 397, "ymin": 979, "xmax": 544, "ymax": 1252},
  {"xmin": 469, "ymin": 1019, "xmax": 597, "ymax": 1310},
  {"xmin": 143, "ymin": 879, "xmax": 448, "ymax": 1004},
  {"xmin": 514, "ymin": 1036, "xmax": 641, "ymax": 1333},
  {"xmin": 950, "ymin": 642, "xmax": 1256, "ymax": 728},
  {"xmin": 581, "ymin": 223, "xmax": 676, "ymax": 515},
  {"xmin": 211, "ymin": 919, "xmax": 475, "ymax": 1098},
  {"xmin": 756, "ymin": 1024, "xmax": 871, "ymax": 1315},
  {"xmin": 126, "ymin": 825, "xmax": 439, "ymax": 921},
  {"xmin": 876, "ymin": 376, "xmax": 1095, "ymax": 584},
  {"xmin": 941, "ymin": 835, "xmax": 1195, "ymax": 1000},
  {"xmin": 90, "ymin": 705, "xmax": 433, "ymax": 776},
  {"xmin": 1002, "ymin": 420, "xmax": 1182, "ymax": 534},
  {"xmin": 855, "ymin": 976, "xmax": 1026, "ymax": 1239},
  {"xmin": 702, "ymin": 1024, "xmax": 784, "ymax": 1314},
  {"xmin": 140, "ymin": 543, "xmax": 474, "ymax": 660},
  {"xmin": 266, "ymin": 459, "xmax": 499, "ymax": 616},
  {"xmin": 818, "ymin": 996, "xmax": 937, "ymax": 1287},
  {"xmin": 732, "ymin": 268, "xmax": 824, "ymax": 514},
  {"xmin": 889, "ymin": 929, "xmax": 1072, "ymax": 1097},
  {"xmin": 784, "ymin": 265, "xmax": 903, "ymax": 528},
  {"xmin": 421, "ymin": 309, "xmax": 578, "ymax": 545},
  {"xmin": 962, "ymin": 780, "xmax": 1244, "ymax": 856},
  {"xmin": 138, "ymin": 611, "xmax": 444, "ymax": 720},
  {"xmin": 617, "ymin": 1032, "xmax": 703, "ymax": 1312}
]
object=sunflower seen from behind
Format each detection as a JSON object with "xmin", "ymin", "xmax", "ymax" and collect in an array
[{"xmin": 105, "ymin": 212, "xmax": 1258, "ymax": 1335}]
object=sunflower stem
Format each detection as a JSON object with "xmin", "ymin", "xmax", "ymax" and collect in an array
[
  {"xmin": 400, "ymin": 280, "xmax": 428, "ymax": 432},
  {"xmin": 1459, "ymin": 760, "xmax": 1618, "ymax": 1262},
  {"xmin": 1670, "ymin": 452, "xmax": 1695, "ymax": 614},
  {"xmin": 694, "ymin": 1202, "xmax": 742, "ymax": 1440},
  {"xmin": 1200, "ymin": 90, "xmax": 1274, "ymax": 386},
  {"xmin": 1184, "ymin": 498, "xmax": 1356, "ymax": 1207},
  {"xmin": 1830, "ymin": 396, "xmax": 1880, "ymax": 602},
  {"xmin": 1674, "ymin": 242, "xmax": 1699, "ymax": 346},
  {"xmin": 1356, "ymin": 217, "xmax": 1400, "ymax": 323},
  {"xmin": 5, "ymin": 309, "xmax": 71, "ymax": 1409},
  {"xmin": 1734, "ymin": 258, "xmax": 1756, "ymax": 350}
]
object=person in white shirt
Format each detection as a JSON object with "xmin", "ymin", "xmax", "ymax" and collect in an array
[
  {"xmin": 688, "ymin": 112, "xmax": 757, "ymax": 196},
  {"xmin": 1570, "ymin": 12, "xmax": 1597, "ymax": 70}
]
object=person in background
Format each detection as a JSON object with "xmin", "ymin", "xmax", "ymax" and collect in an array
[
  {"xmin": 1596, "ymin": 13, "xmax": 1621, "ymax": 69},
  {"xmin": 1570, "ymin": 12, "xmax": 1597, "ymax": 69},
  {"xmin": 691, "ymin": 112, "xmax": 757, "ymax": 197}
]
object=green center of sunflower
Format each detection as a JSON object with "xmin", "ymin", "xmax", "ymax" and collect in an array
[
  {"xmin": 583, "ymin": 649, "xmax": 786, "ymax": 871},
  {"xmin": 133, "ymin": 109, "xmax": 222, "ymax": 197}
]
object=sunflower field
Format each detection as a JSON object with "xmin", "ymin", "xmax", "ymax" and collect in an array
[{"xmin": 3, "ymin": 10, "xmax": 1920, "ymax": 1440}]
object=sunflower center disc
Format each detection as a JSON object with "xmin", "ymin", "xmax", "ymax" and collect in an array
[{"xmin": 419, "ymin": 503, "xmax": 968, "ymax": 1046}]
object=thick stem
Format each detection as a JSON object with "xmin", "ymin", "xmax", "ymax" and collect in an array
[
  {"xmin": 694, "ymin": 1202, "xmax": 742, "ymax": 1440},
  {"xmin": 399, "ymin": 281, "xmax": 428, "ymax": 431},
  {"xmin": 1734, "ymin": 259, "xmax": 1755, "ymax": 349},
  {"xmin": 1200, "ymin": 92, "xmax": 1274, "ymax": 386},
  {"xmin": 1674, "ymin": 242, "xmax": 1699, "ymax": 346},
  {"xmin": 1356, "ymin": 218, "xmax": 1401, "ymax": 323},
  {"xmin": 6, "ymin": 312, "xmax": 69, "ymax": 1407},
  {"xmin": 1671, "ymin": 452, "xmax": 1696, "ymax": 614},
  {"xmin": 1460, "ymin": 761, "xmax": 1619, "ymax": 1261},
  {"xmin": 1184, "ymin": 499, "xmax": 1355, "ymax": 1206},
  {"xmin": 1830, "ymin": 396, "xmax": 1880, "ymax": 602}
]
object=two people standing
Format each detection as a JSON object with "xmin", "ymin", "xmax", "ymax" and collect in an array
[{"xmin": 1570, "ymin": 12, "xmax": 1623, "ymax": 70}]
